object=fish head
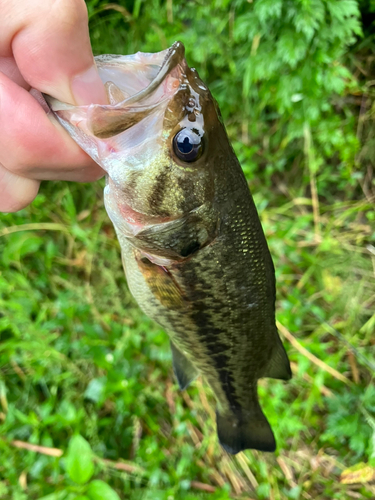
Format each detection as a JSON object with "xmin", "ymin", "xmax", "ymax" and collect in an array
[{"xmin": 46, "ymin": 42, "xmax": 226, "ymax": 236}]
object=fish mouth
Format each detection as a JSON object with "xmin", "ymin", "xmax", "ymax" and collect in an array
[
  {"xmin": 118, "ymin": 41, "xmax": 185, "ymax": 106},
  {"xmin": 44, "ymin": 42, "xmax": 186, "ymax": 139},
  {"xmin": 88, "ymin": 41, "xmax": 186, "ymax": 138}
]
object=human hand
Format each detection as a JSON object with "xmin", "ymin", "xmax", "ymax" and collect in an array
[{"xmin": 0, "ymin": 0, "xmax": 108, "ymax": 213}]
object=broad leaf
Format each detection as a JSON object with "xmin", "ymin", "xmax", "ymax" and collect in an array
[
  {"xmin": 65, "ymin": 435, "xmax": 94, "ymax": 485},
  {"xmin": 86, "ymin": 480, "xmax": 121, "ymax": 500}
]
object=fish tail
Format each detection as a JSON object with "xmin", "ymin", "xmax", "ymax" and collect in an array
[{"xmin": 216, "ymin": 405, "xmax": 276, "ymax": 454}]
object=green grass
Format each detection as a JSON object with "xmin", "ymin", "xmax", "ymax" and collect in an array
[
  {"xmin": 0, "ymin": 171, "xmax": 373, "ymax": 500},
  {"xmin": 1, "ymin": 1, "xmax": 375, "ymax": 499}
]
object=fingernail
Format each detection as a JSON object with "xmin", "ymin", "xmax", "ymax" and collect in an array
[{"xmin": 71, "ymin": 65, "xmax": 108, "ymax": 105}]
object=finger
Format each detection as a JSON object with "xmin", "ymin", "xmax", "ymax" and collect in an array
[
  {"xmin": 0, "ymin": 162, "xmax": 40, "ymax": 212},
  {"xmin": 1, "ymin": 0, "xmax": 107, "ymax": 105},
  {"xmin": 0, "ymin": 71, "xmax": 104, "ymax": 181},
  {"xmin": 0, "ymin": 56, "xmax": 29, "ymax": 89}
]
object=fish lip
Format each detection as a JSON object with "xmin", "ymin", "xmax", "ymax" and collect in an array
[
  {"xmin": 123, "ymin": 41, "xmax": 185, "ymax": 106},
  {"xmin": 42, "ymin": 42, "xmax": 187, "ymax": 141},
  {"xmin": 43, "ymin": 41, "xmax": 186, "ymax": 112},
  {"xmin": 85, "ymin": 42, "xmax": 185, "ymax": 138}
]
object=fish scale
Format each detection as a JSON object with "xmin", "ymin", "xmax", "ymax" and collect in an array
[{"xmin": 45, "ymin": 41, "xmax": 292, "ymax": 454}]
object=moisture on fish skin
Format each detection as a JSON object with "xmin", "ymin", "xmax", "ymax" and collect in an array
[{"xmin": 46, "ymin": 42, "xmax": 292, "ymax": 455}]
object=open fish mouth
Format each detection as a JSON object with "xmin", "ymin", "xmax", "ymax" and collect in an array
[
  {"xmin": 103, "ymin": 41, "xmax": 185, "ymax": 106},
  {"xmin": 45, "ymin": 42, "xmax": 185, "ymax": 140}
]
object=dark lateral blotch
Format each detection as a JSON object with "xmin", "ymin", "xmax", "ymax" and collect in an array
[{"xmin": 180, "ymin": 240, "xmax": 200, "ymax": 257}]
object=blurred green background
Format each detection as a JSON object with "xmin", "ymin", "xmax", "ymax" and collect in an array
[{"xmin": 1, "ymin": 1, "xmax": 375, "ymax": 499}]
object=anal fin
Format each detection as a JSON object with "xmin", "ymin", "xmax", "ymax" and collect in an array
[
  {"xmin": 217, "ymin": 405, "xmax": 276, "ymax": 455},
  {"xmin": 170, "ymin": 341, "xmax": 198, "ymax": 390},
  {"xmin": 262, "ymin": 335, "xmax": 292, "ymax": 381}
]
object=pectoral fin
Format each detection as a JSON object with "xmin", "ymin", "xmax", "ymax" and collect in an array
[
  {"xmin": 136, "ymin": 255, "xmax": 186, "ymax": 309},
  {"xmin": 170, "ymin": 341, "xmax": 198, "ymax": 390},
  {"xmin": 262, "ymin": 336, "xmax": 292, "ymax": 381}
]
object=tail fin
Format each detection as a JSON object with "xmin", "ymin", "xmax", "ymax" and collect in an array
[{"xmin": 216, "ymin": 406, "xmax": 276, "ymax": 455}]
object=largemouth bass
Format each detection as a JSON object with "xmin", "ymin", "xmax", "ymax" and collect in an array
[{"xmin": 46, "ymin": 42, "xmax": 291, "ymax": 454}]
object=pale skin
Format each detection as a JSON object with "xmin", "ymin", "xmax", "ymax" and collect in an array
[{"xmin": 0, "ymin": 0, "xmax": 108, "ymax": 213}]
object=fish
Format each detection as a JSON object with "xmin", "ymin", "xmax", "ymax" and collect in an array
[{"xmin": 45, "ymin": 41, "xmax": 291, "ymax": 455}]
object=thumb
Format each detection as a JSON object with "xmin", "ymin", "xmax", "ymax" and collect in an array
[{"xmin": 4, "ymin": 0, "xmax": 107, "ymax": 105}]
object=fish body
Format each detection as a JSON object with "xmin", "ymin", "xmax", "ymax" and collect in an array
[{"xmin": 46, "ymin": 42, "xmax": 291, "ymax": 454}]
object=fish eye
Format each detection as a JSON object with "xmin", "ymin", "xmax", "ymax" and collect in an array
[{"xmin": 173, "ymin": 128, "xmax": 202, "ymax": 162}]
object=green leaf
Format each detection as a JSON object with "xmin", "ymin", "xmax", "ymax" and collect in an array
[
  {"xmin": 254, "ymin": 0, "xmax": 282, "ymax": 23},
  {"xmin": 84, "ymin": 378, "xmax": 105, "ymax": 403},
  {"xmin": 37, "ymin": 491, "xmax": 69, "ymax": 500},
  {"xmin": 0, "ymin": 481, "xmax": 8, "ymax": 497},
  {"xmin": 2, "ymin": 234, "xmax": 43, "ymax": 266},
  {"xmin": 65, "ymin": 435, "xmax": 94, "ymax": 485},
  {"xmin": 86, "ymin": 480, "xmax": 121, "ymax": 500}
]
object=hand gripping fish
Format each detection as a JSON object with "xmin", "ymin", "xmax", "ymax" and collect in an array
[{"xmin": 45, "ymin": 42, "xmax": 291, "ymax": 455}]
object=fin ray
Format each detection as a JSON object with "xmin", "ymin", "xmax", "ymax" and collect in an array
[
  {"xmin": 262, "ymin": 335, "xmax": 292, "ymax": 381},
  {"xmin": 170, "ymin": 341, "xmax": 198, "ymax": 390},
  {"xmin": 217, "ymin": 406, "xmax": 276, "ymax": 455}
]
